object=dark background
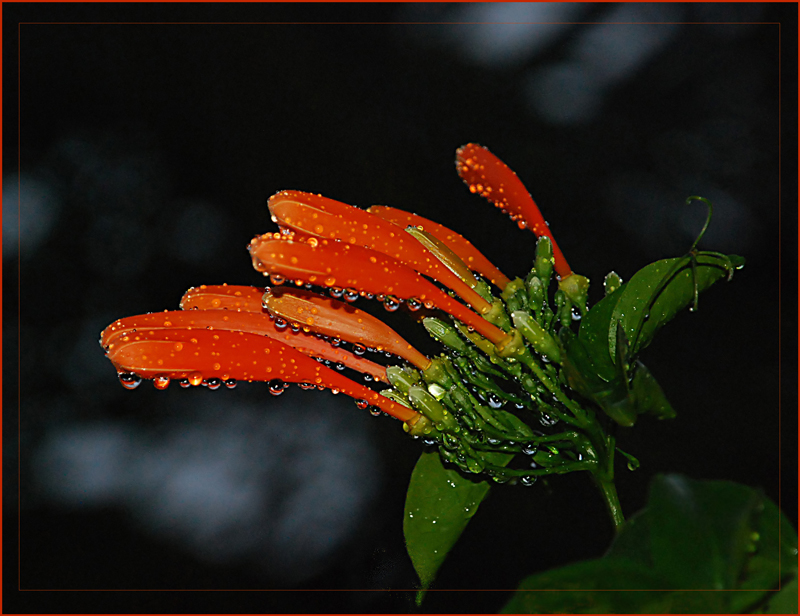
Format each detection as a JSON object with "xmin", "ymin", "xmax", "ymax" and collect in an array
[{"xmin": 4, "ymin": 3, "xmax": 797, "ymax": 614}]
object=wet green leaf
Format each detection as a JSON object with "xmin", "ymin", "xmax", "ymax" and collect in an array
[
  {"xmin": 630, "ymin": 360, "xmax": 676, "ymax": 420},
  {"xmin": 404, "ymin": 449, "xmax": 512, "ymax": 603},
  {"xmin": 502, "ymin": 475, "xmax": 796, "ymax": 614},
  {"xmin": 610, "ymin": 253, "xmax": 744, "ymax": 358}
]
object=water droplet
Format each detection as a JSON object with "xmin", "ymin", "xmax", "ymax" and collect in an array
[
  {"xmin": 383, "ymin": 295, "xmax": 400, "ymax": 311},
  {"xmin": 206, "ymin": 378, "xmax": 222, "ymax": 390},
  {"xmin": 329, "ymin": 287, "xmax": 344, "ymax": 299},
  {"xmin": 406, "ymin": 298, "xmax": 422, "ymax": 311},
  {"xmin": 520, "ymin": 476, "xmax": 537, "ymax": 487},
  {"xmin": 352, "ymin": 343, "xmax": 366, "ymax": 356},
  {"xmin": 422, "ymin": 437, "xmax": 437, "ymax": 446},
  {"xmin": 298, "ymin": 382, "xmax": 315, "ymax": 390},
  {"xmin": 571, "ymin": 308, "xmax": 582, "ymax": 321},
  {"xmin": 153, "ymin": 375, "xmax": 170, "ymax": 390},
  {"xmin": 487, "ymin": 393, "xmax": 504, "ymax": 409},
  {"xmin": 178, "ymin": 378, "xmax": 191, "ymax": 388},
  {"xmin": 539, "ymin": 413, "xmax": 559, "ymax": 427},
  {"xmin": 118, "ymin": 372, "xmax": 142, "ymax": 390},
  {"xmin": 343, "ymin": 288, "xmax": 359, "ymax": 302},
  {"xmin": 270, "ymin": 273, "xmax": 285, "ymax": 286},
  {"xmin": 188, "ymin": 371, "xmax": 204, "ymax": 386},
  {"xmin": 354, "ymin": 399, "xmax": 369, "ymax": 410},
  {"xmin": 334, "ymin": 362, "xmax": 345, "ymax": 371},
  {"xmin": 369, "ymin": 406, "xmax": 382, "ymax": 416},
  {"xmin": 522, "ymin": 443, "xmax": 537, "ymax": 455},
  {"xmin": 274, "ymin": 317, "xmax": 288, "ymax": 331},
  {"xmin": 363, "ymin": 374, "xmax": 373, "ymax": 382},
  {"xmin": 330, "ymin": 337, "xmax": 342, "ymax": 347},
  {"xmin": 224, "ymin": 378, "xmax": 237, "ymax": 389},
  {"xmin": 269, "ymin": 379, "xmax": 286, "ymax": 395}
]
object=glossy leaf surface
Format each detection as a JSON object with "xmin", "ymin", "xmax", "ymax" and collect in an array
[
  {"xmin": 610, "ymin": 253, "xmax": 745, "ymax": 358},
  {"xmin": 404, "ymin": 449, "xmax": 513, "ymax": 601},
  {"xmin": 502, "ymin": 475, "xmax": 797, "ymax": 614}
]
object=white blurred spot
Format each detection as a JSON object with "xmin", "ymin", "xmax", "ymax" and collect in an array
[
  {"xmin": 449, "ymin": 3, "xmax": 587, "ymax": 68},
  {"xmin": 34, "ymin": 398, "xmax": 379, "ymax": 583},
  {"xmin": 3, "ymin": 173, "xmax": 61, "ymax": 258},
  {"xmin": 525, "ymin": 62, "xmax": 606, "ymax": 124},
  {"xmin": 526, "ymin": 4, "xmax": 682, "ymax": 125}
]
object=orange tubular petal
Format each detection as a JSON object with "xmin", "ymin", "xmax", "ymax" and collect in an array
[
  {"xmin": 455, "ymin": 143, "xmax": 573, "ymax": 279},
  {"xmin": 180, "ymin": 284, "xmax": 266, "ymax": 312},
  {"xmin": 102, "ymin": 309, "xmax": 389, "ymax": 383},
  {"xmin": 366, "ymin": 205, "xmax": 511, "ymax": 289},
  {"xmin": 104, "ymin": 327, "xmax": 419, "ymax": 422},
  {"xmin": 248, "ymin": 236, "xmax": 509, "ymax": 346},
  {"xmin": 263, "ymin": 287, "xmax": 431, "ymax": 371},
  {"xmin": 268, "ymin": 190, "xmax": 491, "ymax": 313}
]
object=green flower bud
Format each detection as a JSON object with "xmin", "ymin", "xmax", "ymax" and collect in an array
[
  {"xmin": 535, "ymin": 236, "xmax": 554, "ymax": 285},
  {"xmin": 511, "ymin": 310, "xmax": 562, "ymax": 364},
  {"xmin": 386, "ymin": 365, "xmax": 420, "ymax": 394},
  {"xmin": 526, "ymin": 275, "xmax": 544, "ymax": 311},
  {"xmin": 558, "ymin": 273, "xmax": 590, "ymax": 315},
  {"xmin": 604, "ymin": 271, "xmax": 623, "ymax": 296},
  {"xmin": 422, "ymin": 356, "xmax": 455, "ymax": 390},
  {"xmin": 408, "ymin": 385, "xmax": 459, "ymax": 432},
  {"xmin": 422, "ymin": 317, "xmax": 468, "ymax": 354}
]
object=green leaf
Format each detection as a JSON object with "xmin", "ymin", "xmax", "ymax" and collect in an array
[
  {"xmin": 630, "ymin": 360, "xmax": 676, "ymax": 420},
  {"xmin": 647, "ymin": 474, "xmax": 763, "ymax": 589},
  {"xmin": 404, "ymin": 449, "xmax": 512, "ymax": 603},
  {"xmin": 502, "ymin": 475, "xmax": 796, "ymax": 614},
  {"xmin": 610, "ymin": 253, "xmax": 744, "ymax": 358}
]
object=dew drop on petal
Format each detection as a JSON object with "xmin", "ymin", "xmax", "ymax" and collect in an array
[
  {"xmin": 270, "ymin": 274, "xmax": 285, "ymax": 286},
  {"xmin": 206, "ymin": 378, "xmax": 222, "ymax": 390},
  {"xmin": 188, "ymin": 371, "xmax": 204, "ymax": 386},
  {"xmin": 118, "ymin": 372, "xmax": 142, "ymax": 390},
  {"xmin": 343, "ymin": 288, "xmax": 359, "ymax": 303},
  {"xmin": 224, "ymin": 378, "xmax": 237, "ymax": 389},
  {"xmin": 406, "ymin": 298, "xmax": 422, "ymax": 311},
  {"xmin": 153, "ymin": 375, "xmax": 171, "ymax": 390},
  {"xmin": 354, "ymin": 399, "xmax": 369, "ymax": 410},
  {"xmin": 352, "ymin": 343, "xmax": 366, "ymax": 356},
  {"xmin": 383, "ymin": 295, "xmax": 401, "ymax": 312},
  {"xmin": 269, "ymin": 378, "xmax": 286, "ymax": 395}
]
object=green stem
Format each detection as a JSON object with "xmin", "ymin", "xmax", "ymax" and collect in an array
[{"xmin": 592, "ymin": 473, "xmax": 625, "ymax": 530}]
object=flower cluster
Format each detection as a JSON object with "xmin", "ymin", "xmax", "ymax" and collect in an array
[{"xmin": 101, "ymin": 144, "xmax": 600, "ymax": 482}]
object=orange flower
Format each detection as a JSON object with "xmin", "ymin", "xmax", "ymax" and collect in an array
[
  {"xmin": 262, "ymin": 287, "xmax": 432, "ymax": 371},
  {"xmin": 268, "ymin": 190, "xmax": 492, "ymax": 313},
  {"xmin": 248, "ymin": 234, "xmax": 509, "ymax": 346},
  {"xmin": 456, "ymin": 143, "xmax": 573, "ymax": 280},
  {"xmin": 177, "ymin": 284, "xmax": 390, "ymax": 381},
  {"xmin": 366, "ymin": 205, "xmax": 511, "ymax": 290},
  {"xmin": 101, "ymin": 308, "xmax": 419, "ymax": 422}
]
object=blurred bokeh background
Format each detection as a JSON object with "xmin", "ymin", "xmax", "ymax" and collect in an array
[{"xmin": 4, "ymin": 3, "xmax": 796, "ymax": 613}]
